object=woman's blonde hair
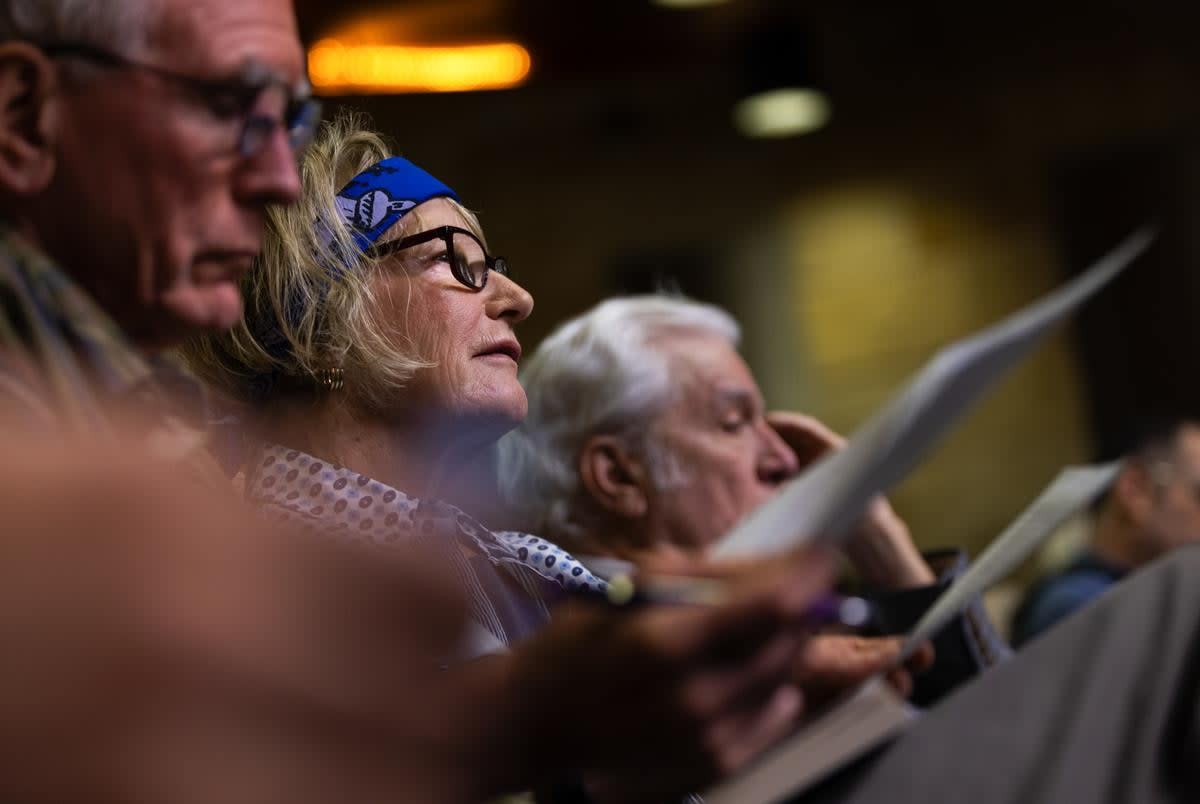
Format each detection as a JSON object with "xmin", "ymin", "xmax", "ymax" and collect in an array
[{"xmin": 180, "ymin": 110, "xmax": 485, "ymax": 412}]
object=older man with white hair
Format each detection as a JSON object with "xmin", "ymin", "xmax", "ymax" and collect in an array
[
  {"xmin": 499, "ymin": 294, "xmax": 1010, "ymax": 703},
  {"xmin": 496, "ymin": 296, "xmax": 927, "ymax": 572}
]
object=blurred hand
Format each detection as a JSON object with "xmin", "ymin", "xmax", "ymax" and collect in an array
[
  {"xmin": 767, "ymin": 411, "xmax": 935, "ymax": 588},
  {"xmin": 794, "ymin": 635, "xmax": 935, "ymax": 706},
  {"xmin": 492, "ymin": 550, "xmax": 836, "ymax": 801}
]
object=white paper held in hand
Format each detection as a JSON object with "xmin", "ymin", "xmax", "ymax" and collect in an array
[
  {"xmin": 713, "ymin": 227, "xmax": 1154, "ymax": 560},
  {"xmin": 898, "ymin": 460, "xmax": 1119, "ymax": 661}
]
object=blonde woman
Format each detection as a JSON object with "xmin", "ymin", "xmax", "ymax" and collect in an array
[{"xmin": 184, "ymin": 113, "xmax": 608, "ymax": 654}]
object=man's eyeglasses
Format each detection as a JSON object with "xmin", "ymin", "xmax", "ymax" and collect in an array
[
  {"xmin": 38, "ymin": 41, "xmax": 322, "ymax": 158},
  {"xmin": 368, "ymin": 226, "xmax": 509, "ymax": 291}
]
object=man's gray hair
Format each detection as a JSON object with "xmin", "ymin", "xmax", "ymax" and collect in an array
[
  {"xmin": 497, "ymin": 294, "xmax": 740, "ymax": 541},
  {"xmin": 0, "ymin": 0, "xmax": 154, "ymax": 52}
]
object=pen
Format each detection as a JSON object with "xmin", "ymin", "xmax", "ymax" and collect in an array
[{"xmin": 599, "ymin": 573, "xmax": 877, "ymax": 630}]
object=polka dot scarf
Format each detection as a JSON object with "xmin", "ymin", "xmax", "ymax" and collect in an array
[{"xmin": 245, "ymin": 443, "xmax": 606, "ymax": 647}]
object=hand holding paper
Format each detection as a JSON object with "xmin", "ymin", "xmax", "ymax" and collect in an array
[{"xmin": 768, "ymin": 411, "xmax": 935, "ymax": 588}]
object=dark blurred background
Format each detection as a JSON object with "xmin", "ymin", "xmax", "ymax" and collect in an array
[{"xmin": 295, "ymin": 0, "xmax": 1200, "ymax": 593}]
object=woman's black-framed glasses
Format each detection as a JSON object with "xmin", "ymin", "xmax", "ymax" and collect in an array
[
  {"xmin": 36, "ymin": 41, "xmax": 322, "ymax": 157},
  {"xmin": 369, "ymin": 225, "xmax": 509, "ymax": 291}
]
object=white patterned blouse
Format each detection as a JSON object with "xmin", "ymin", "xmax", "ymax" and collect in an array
[{"xmin": 245, "ymin": 443, "xmax": 606, "ymax": 656}]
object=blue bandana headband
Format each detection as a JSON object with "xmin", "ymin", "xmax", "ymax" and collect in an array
[
  {"xmin": 248, "ymin": 156, "xmax": 458, "ymax": 397},
  {"xmin": 323, "ymin": 156, "xmax": 459, "ymax": 261}
]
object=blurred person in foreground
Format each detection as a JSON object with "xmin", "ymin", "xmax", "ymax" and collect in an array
[
  {"xmin": 181, "ymin": 112, "xmax": 935, "ymax": 800},
  {"xmin": 499, "ymin": 295, "xmax": 1009, "ymax": 705},
  {"xmin": 1011, "ymin": 415, "xmax": 1200, "ymax": 646},
  {"xmin": 0, "ymin": 0, "xmax": 493, "ymax": 798}
]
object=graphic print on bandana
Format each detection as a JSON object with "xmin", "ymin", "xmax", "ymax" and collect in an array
[
  {"xmin": 322, "ymin": 157, "xmax": 458, "ymax": 259},
  {"xmin": 335, "ymin": 190, "xmax": 416, "ymax": 246}
]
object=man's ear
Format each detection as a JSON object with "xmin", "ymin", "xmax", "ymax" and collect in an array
[
  {"xmin": 1114, "ymin": 462, "xmax": 1157, "ymax": 525},
  {"xmin": 0, "ymin": 42, "xmax": 57, "ymax": 196},
  {"xmin": 578, "ymin": 435, "xmax": 651, "ymax": 520}
]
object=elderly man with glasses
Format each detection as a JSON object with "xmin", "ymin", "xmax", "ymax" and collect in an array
[{"xmin": 0, "ymin": 0, "xmax": 317, "ymax": 433}]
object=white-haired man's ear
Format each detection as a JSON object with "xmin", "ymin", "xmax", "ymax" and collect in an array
[
  {"xmin": 0, "ymin": 42, "xmax": 58, "ymax": 198},
  {"xmin": 578, "ymin": 435, "xmax": 651, "ymax": 520}
]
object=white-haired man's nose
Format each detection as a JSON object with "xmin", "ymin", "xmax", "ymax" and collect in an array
[{"xmin": 757, "ymin": 423, "xmax": 800, "ymax": 486}]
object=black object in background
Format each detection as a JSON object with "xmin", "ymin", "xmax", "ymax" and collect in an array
[{"xmin": 1053, "ymin": 137, "xmax": 1200, "ymax": 460}]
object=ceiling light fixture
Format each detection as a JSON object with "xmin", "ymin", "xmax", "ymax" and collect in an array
[
  {"xmin": 734, "ymin": 87, "xmax": 830, "ymax": 138},
  {"xmin": 732, "ymin": 20, "xmax": 830, "ymax": 139},
  {"xmin": 651, "ymin": 0, "xmax": 733, "ymax": 8},
  {"xmin": 308, "ymin": 38, "xmax": 532, "ymax": 94}
]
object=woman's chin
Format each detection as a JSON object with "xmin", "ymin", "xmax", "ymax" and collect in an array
[{"xmin": 462, "ymin": 394, "xmax": 528, "ymax": 441}]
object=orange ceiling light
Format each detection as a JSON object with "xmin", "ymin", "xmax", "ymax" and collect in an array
[{"xmin": 308, "ymin": 38, "xmax": 532, "ymax": 94}]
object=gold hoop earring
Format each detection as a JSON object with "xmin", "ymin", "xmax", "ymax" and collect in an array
[{"xmin": 315, "ymin": 367, "xmax": 344, "ymax": 392}]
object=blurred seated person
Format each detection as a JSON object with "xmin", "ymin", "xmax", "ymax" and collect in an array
[
  {"xmin": 498, "ymin": 295, "xmax": 1011, "ymax": 703},
  {"xmin": 1011, "ymin": 415, "xmax": 1200, "ymax": 646},
  {"xmin": 181, "ymin": 113, "xmax": 933, "ymax": 799}
]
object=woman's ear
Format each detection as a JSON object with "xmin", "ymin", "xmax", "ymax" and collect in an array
[
  {"xmin": 578, "ymin": 435, "xmax": 651, "ymax": 520},
  {"xmin": 0, "ymin": 42, "xmax": 58, "ymax": 196}
]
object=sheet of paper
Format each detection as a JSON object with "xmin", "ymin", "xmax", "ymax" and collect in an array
[
  {"xmin": 698, "ymin": 463, "xmax": 1119, "ymax": 804},
  {"xmin": 713, "ymin": 228, "xmax": 1153, "ymax": 560},
  {"xmin": 898, "ymin": 460, "xmax": 1119, "ymax": 660},
  {"xmin": 702, "ymin": 678, "xmax": 917, "ymax": 804}
]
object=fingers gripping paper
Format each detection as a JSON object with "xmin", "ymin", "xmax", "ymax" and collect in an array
[{"xmin": 713, "ymin": 228, "xmax": 1153, "ymax": 560}]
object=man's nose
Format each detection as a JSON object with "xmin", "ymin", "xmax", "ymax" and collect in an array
[
  {"xmin": 758, "ymin": 422, "xmax": 800, "ymax": 486},
  {"xmin": 235, "ymin": 126, "xmax": 303, "ymax": 207}
]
